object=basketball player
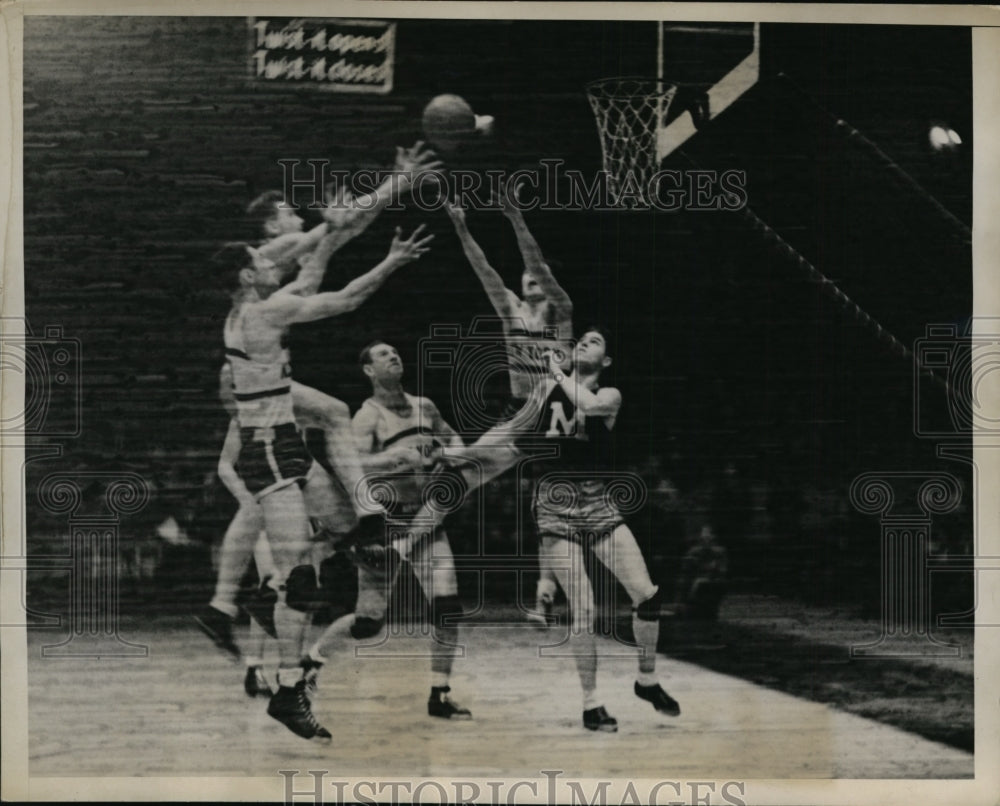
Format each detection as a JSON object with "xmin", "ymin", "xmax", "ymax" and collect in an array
[
  {"xmin": 245, "ymin": 141, "xmax": 443, "ymax": 529},
  {"xmin": 220, "ymin": 224, "xmax": 432, "ymax": 741},
  {"xmin": 421, "ymin": 190, "xmax": 569, "ymax": 624},
  {"xmin": 300, "ymin": 340, "xmax": 472, "ymax": 720},
  {"xmin": 196, "ymin": 144, "xmax": 440, "ymax": 655},
  {"xmin": 533, "ymin": 327, "xmax": 680, "ymax": 732}
]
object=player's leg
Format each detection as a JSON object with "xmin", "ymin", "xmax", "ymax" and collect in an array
[
  {"xmin": 524, "ymin": 509, "xmax": 558, "ymax": 629},
  {"xmin": 408, "ymin": 530, "xmax": 471, "ymax": 719},
  {"xmin": 396, "ymin": 437, "xmax": 521, "ymax": 558},
  {"xmin": 302, "ymin": 559, "xmax": 389, "ymax": 684},
  {"xmin": 539, "ymin": 535, "xmax": 616, "ymax": 732},
  {"xmin": 244, "ymin": 532, "xmax": 275, "ymax": 697},
  {"xmin": 259, "ymin": 482, "xmax": 332, "ymax": 741},
  {"xmin": 396, "ymin": 391, "xmax": 544, "ymax": 557},
  {"xmin": 301, "ymin": 460, "xmax": 357, "ymax": 538},
  {"xmin": 292, "ymin": 381, "xmax": 386, "ymax": 537},
  {"xmin": 591, "ymin": 523, "xmax": 681, "ymax": 717},
  {"xmin": 194, "ymin": 504, "xmax": 263, "ymax": 660},
  {"xmin": 243, "ymin": 617, "xmax": 273, "ymax": 697}
]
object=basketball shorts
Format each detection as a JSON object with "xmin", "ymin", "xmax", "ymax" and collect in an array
[
  {"xmin": 532, "ymin": 477, "xmax": 624, "ymax": 545},
  {"xmin": 238, "ymin": 422, "xmax": 312, "ymax": 499}
]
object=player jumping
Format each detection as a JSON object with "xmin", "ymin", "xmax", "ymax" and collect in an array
[
  {"xmin": 396, "ymin": 187, "xmax": 571, "ymax": 623},
  {"xmin": 220, "ymin": 224, "xmax": 432, "ymax": 740},
  {"xmin": 196, "ymin": 143, "xmax": 441, "ymax": 656},
  {"xmin": 533, "ymin": 327, "xmax": 680, "ymax": 732}
]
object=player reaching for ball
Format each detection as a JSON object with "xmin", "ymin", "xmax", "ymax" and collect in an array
[
  {"xmin": 246, "ymin": 141, "xmax": 444, "ymax": 534},
  {"xmin": 195, "ymin": 143, "xmax": 441, "ymax": 658},
  {"xmin": 218, "ymin": 224, "xmax": 433, "ymax": 741},
  {"xmin": 394, "ymin": 185, "xmax": 570, "ymax": 623},
  {"xmin": 533, "ymin": 328, "xmax": 680, "ymax": 732}
]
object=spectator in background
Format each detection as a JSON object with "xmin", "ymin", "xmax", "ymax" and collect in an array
[{"xmin": 675, "ymin": 525, "xmax": 729, "ymax": 620}]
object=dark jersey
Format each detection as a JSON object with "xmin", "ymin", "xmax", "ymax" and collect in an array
[{"xmin": 531, "ymin": 381, "xmax": 616, "ymax": 477}]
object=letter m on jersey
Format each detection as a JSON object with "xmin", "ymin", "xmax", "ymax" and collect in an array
[{"xmin": 546, "ymin": 401, "xmax": 586, "ymax": 439}]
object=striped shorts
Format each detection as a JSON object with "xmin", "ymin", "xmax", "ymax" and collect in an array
[{"xmin": 237, "ymin": 422, "xmax": 313, "ymax": 499}]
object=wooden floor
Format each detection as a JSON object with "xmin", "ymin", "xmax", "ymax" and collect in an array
[{"xmin": 26, "ymin": 615, "xmax": 973, "ymax": 781}]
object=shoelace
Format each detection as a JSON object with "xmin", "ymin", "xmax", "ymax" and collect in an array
[{"xmin": 295, "ymin": 683, "xmax": 322, "ymax": 731}]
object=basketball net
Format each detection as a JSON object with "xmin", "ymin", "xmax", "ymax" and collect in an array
[{"xmin": 586, "ymin": 77, "xmax": 678, "ymax": 207}]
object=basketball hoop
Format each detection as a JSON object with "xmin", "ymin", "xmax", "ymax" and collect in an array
[{"xmin": 586, "ymin": 77, "xmax": 678, "ymax": 207}]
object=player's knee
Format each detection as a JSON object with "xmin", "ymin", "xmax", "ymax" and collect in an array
[
  {"xmin": 350, "ymin": 615, "xmax": 385, "ymax": 640},
  {"xmin": 635, "ymin": 588, "xmax": 664, "ymax": 622},
  {"xmin": 284, "ymin": 564, "xmax": 321, "ymax": 612},
  {"xmin": 431, "ymin": 594, "xmax": 463, "ymax": 630}
]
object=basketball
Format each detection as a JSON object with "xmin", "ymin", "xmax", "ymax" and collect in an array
[{"xmin": 421, "ymin": 93, "xmax": 493, "ymax": 153}]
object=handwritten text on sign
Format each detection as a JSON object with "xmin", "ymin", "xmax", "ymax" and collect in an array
[{"xmin": 249, "ymin": 18, "xmax": 396, "ymax": 94}]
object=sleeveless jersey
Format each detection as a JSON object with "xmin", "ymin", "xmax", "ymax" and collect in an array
[
  {"xmin": 506, "ymin": 324, "xmax": 565, "ymax": 400},
  {"xmin": 360, "ymin": 394, "xmax": 444, "ymax": 516},
  {"xmin": 222, "ymin": 305, "xmax": 295, "ymax": 429},
  {"xmin": 531, "ymin": 381, "xmax": 616, "ymax": 477}
]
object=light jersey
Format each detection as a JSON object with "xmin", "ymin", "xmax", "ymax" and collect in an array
[
  {"xmin": 359, "ymin": 394, "xmax": 444, "ymax": 517},
  {"xmin": 222, "ymin": 304, "xmax": 295, "ymax": 429},
  {"xmin": 531, "ymin": 380, "xmax": 616, "ymax": 477},
  {"xmin": 505, "ymin": 323, "xmax": 566, "ymax": 401}
]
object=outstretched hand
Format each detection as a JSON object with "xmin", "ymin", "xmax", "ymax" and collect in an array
[
  {"xmin": 322, "ymin": 185, "xmax": 356, "ymax": 230},
  {"xmin": 444, "ymin": 198, "xmax": 467, "ymax": 227},
  {"xmin": 394, "ymin": 140, "xmax": 444, "ymax": 177},
  {"xmin": 388, "ymin": 224, "xmax": 434, "ymax": 265}
]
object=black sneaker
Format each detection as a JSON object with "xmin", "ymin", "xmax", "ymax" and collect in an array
[
  {"xmin": 634, "ymin": 681, "xmax": 681, "ymax": 716},
  {"xmin": 583, "ymin": 705, "xmax": 618, "ymax": 732},
  {"xmin": 244, "ymin": 666, "xmax": 273, "ymax": 698},
  {"xmin": 300, "ymin": 656, "xmax": 324, "ymax": 695},
  {"xmin": 193, "ymin": 606, "xmax": 240, "ymax": 661},
  {"xmin": 428, "ymin": 685, "xmax": 472, "ymax": 720},
  {"xmin": 243, "ymin": 579, "xmax": 278, "ymax": 639},
  {"xmin": 267, "ymin": 681, "xmax": 332, "ymax": 742}
]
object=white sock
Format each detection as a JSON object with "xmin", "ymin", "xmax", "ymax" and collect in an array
[
  {"xmin": 583, "ymin": 691, "xmax": 601, "ymax": 711},
  {"xmin": 431, "ymin": 672, "xmax": 449, "ymax": 689},
  {"xmin": 637, "ymin": 671, "xmax": 658, "ymax": 687},
  {"xmin": 244, "ymin": 656, "xmax": 263, "ymax": 668}
]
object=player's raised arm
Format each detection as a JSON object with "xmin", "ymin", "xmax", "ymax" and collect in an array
[
  {"xmin": 323, "ymin": 141, "xmax": 443, "ymax": 242},
  {"xmin": 445, "ymin": 199, "xmax": 517, "ymax": 319},
  {"xmin": 547, "ymin": 351, "xmax": 622, "ymax": 419},
  {"xmin": 501, "ymin": 185, "xmax": 573, "ymax": 318},
  {"xmin": 217, "ymin": 418, "xmax": 256, "ymax": 508},
  {"xmin": 265, "ymin": 226, "xmax": 433, "ymax": 325}
]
